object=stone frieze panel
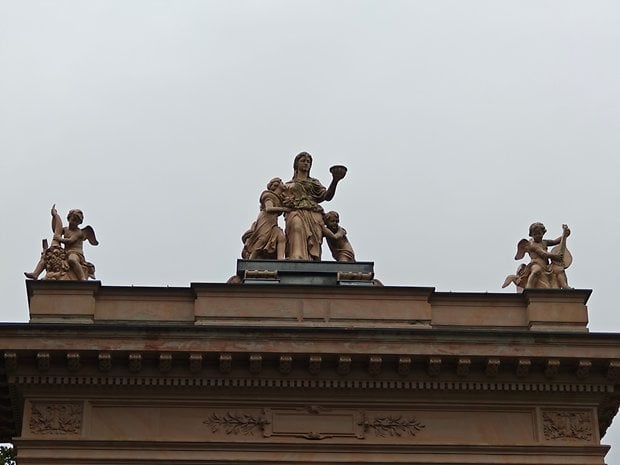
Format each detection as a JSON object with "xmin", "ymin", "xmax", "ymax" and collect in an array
[
  {"xmin": 202, "ymin": 407, "xmax": 429, "ymax": 441},
  {"xmin": 28, "ymin": 401, "xmax": 83, "ymax": 436},
  {"xmin": 541, "ymin": 409, "xmax": 595, "ymax": 442},
  {"xmin": 84, "ymin": 402, "xmax": 543, "ymax": 445}
]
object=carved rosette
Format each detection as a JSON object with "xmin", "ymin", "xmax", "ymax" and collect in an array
[
  {"xmin": 29, "ymin": 402, "xmax": 83, "ymax": 435},
  {"xmin": 542, "ymin": 410, "xmax": 593, "ymax": 441}
]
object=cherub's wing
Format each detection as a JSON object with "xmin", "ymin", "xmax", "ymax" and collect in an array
[
  {"xmin": 514, "ymin": 239, "xmax": 529, "ymax": 260},
  {"xmin": 82, "ymin": 226, "xmax": 99, "ymax": 246}
]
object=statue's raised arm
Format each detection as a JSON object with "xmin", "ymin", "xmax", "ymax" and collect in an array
[{"xmin": 324, "ymin": 165, "xmax": 347, "ymax": 202}]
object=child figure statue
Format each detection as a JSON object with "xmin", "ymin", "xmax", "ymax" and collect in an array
[
  {"xmin": 321, "ymin": 211, "xmax": 356, "ymax": 262},
  {"xmin": 25, "ymin": 205, "xmax": 99, "ymax": 280},
  {"xmin": 241, "ymin": 178, "xmax": 290, "ymax": 260},
  {"xmin": 503, "ymin": 222, "xmax": 571, "ymax": 290}
]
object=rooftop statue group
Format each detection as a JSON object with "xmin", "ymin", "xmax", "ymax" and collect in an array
[
  {"xmin": 23, "ymin": 152, "xmax": 574, "ymax": 290},
  {"xmin": 241, "ymin": 152, "xmax": 355, "ymax": 262}
]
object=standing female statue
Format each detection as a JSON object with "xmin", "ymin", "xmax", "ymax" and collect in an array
[{"xmin": 284, "ymin": 152, "xmax": 347, "ymax": 260}]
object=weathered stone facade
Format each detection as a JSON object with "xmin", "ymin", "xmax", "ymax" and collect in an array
[{"xmin": 0, "ymin": 279, "xmax": 618, "ymax": 463}]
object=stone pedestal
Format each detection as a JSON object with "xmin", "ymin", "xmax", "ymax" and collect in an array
[{"xmin": 235, "ymin": 259, "xmax": 376, "ymax": 285}]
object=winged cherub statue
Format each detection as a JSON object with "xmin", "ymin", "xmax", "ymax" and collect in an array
[
  {"xmin": 25, "ymin": 204, "xmax": 99, "ymax": 280},
  {"xmin": 502, "ymin": 223, "xmax": 571, "ymax": 290}
]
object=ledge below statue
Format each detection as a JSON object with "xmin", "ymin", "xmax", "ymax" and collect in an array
[
  {"xmin": 26, "ymin": 279, "xmax": 591, "ymax": 332},
  {"xmin": 233, "ymin": 259, "xmax": 377, "ymax": 286}
]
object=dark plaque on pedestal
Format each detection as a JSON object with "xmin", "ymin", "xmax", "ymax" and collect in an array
[{"xmin": 236, "ymin": 259, "xmax": 376, "ymax": 286}]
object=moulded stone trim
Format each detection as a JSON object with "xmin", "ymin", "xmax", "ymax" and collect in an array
[
  {"xmin": 263, "ymin": 406, "xmax": 366, "ymax": 440},
  {"xmin": 8, "ymin": 441, "xmax": 612, "ymax": 464},
  {"xmin": 14, "ymin": 375, "xmax": 613, "ymax": 394},
  {"xmin": 7, "ymin": 349, "xmax": 620, "ymax": 385}
]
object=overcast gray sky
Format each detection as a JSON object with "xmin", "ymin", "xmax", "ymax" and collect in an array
[{"xmin": 1, "ymin": 0, "xmax": 620, "ymax": 458}]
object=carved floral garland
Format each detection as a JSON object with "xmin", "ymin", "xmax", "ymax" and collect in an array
[
  {"xmin": 360, "ymin": 415, "xmax": 425, "ymax": 437},
  {"xmin": 204, "ymin": 412, "xmax": 270, "ymax": 435}
]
